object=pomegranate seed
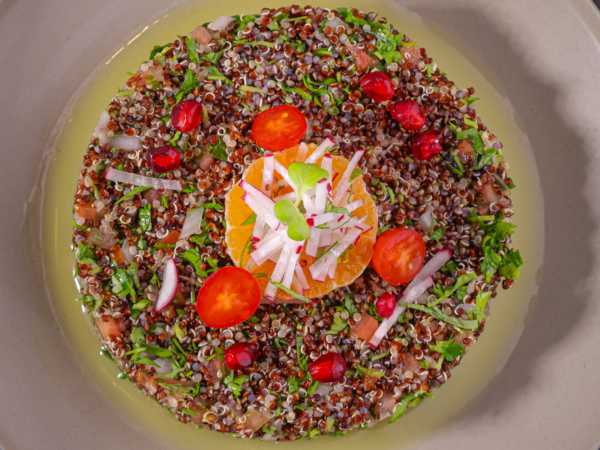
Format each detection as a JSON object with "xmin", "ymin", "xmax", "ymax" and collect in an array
[
  {"xmin": 145, "ymin": 146, "xmax": 181, "ymax": 174},
  {"xmin": 224, "ymin": 342, "xmax": 259, "ymax": 371},
  {"xmin": 376, "ymin": 293, "xmax": 396, "ymax": 319},
  {"xmin": 389, "ymin": 99, "xmax": 426, "ymax": 131},
  {"xmin": 412, "ymin": 129, "xmax": 443, "ymax": 161},
  {"xmin": 308, "ymin": 352, "xmax": 346, "ymax": 383},
  {"xmin": 359, "ymin": 71, "xmax": 394, "ymax": 102},
  {"xmin": 171, "ymin": 99, "xmax": 203, "ymax": 133}
]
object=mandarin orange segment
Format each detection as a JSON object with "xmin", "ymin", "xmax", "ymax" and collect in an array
[{"xmin": 224, "ymin": 144, "xmax": 378, "ymax": 300}]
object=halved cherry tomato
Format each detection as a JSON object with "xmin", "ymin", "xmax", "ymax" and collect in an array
[
  {"xmin": 252, "ymin": 105, "xmax": 307, "ymax": 151},
  {"xmin": 196, "ymin": 267, "xmax": 261, "ymax": 328},
  {"xmin": 371, "ymin": 228, "xmax": 425, "ymax": 286}
]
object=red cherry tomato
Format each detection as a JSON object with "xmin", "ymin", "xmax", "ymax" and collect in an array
[
  {"xmin": 172, "ymin": 99, "xmax": 203, "ymax": 133},
  {"xmin": 196, "ymin": 267, "xmax": 261, "ymax": 328},
  {"xmin": 252, "ymin": 105, "xmax": 307, "ymax": 151},
  {"xmin": 376, "ymin": 293, "xmax": 396, "ymax": 319},
  {"xmin": 308, "ymin": 352, "xmax": 346, "ymax": 383},
  {"xmin": 371, "ymin": 228, "xmax": 425, "ymax": 286},
  {"xmin": 360, "ymin": 71, "xmax": 394, "ymax": 102},
  {"xmin": 412, "ymin": 129, "xmax": 443, "ymax": 161},
  {"xmin": 224, "ymin": 342, "xmax": 259, "ymax": 370},
  {"xmin": 389, "ymin": 99, "xmax": 426, "ymax": 131},
  {"xmin": 146, "ymin": 146, "xmax": 181, "ymax": 174}
]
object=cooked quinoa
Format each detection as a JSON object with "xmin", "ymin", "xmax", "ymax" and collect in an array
[{"xmin": 71, "ymin": 5, "xmax": 521, "ymax": 441}]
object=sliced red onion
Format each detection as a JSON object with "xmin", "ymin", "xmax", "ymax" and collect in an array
[
  {"xmin": 296, "ymin": 142, "xmax": 309, "ymax": 162},
  {"xmin": 332, "ymin": 150, "xmax": 365, "ymax": 206},
  {"xmin": 418, "ymin": 207, "xmax": 433, "ymax": 231},
  {"xmin": 109, "ymin": 135, "xmax": 143, "ymax": 151},
  {"xmin": 305, "ymin": 228, "xmax": 321, "ymax": 257},
  {"xmin": 179, "ymin": 207, "xmax": 204, "ymax": 239},
  {"xmin": 262, "ymin": 154, "xmax": 274, "ymax": 196},
  {"xmin": 106, "ymin": 168, "xmax": 183, "ymax": 191},
  {"xmin": 314, "ymin": 178, "xmax": 328, "ymax": 213},
  {"xmin": 94, "ymin": 111, "xmax": 110, "ymax": 146},
  {"xmin": 305, "ymin": 137, "xmax": 335, "ymax": 164},
  {"xmin": 320, "ymin": 153, "xmax": 333, "ymax": 179},
  {"xmin": 368, "ymin": 249, "xmax": 452, "ymax": 347},
  {"xmin": 295, "ymin": 262, "xmax": 310, "ymax": 291},
  {"xmin": 153, "ymin": 357, "xmax": 173, "ymax": 374},
  {"xmin": 155, "ymin": 258, "xmax": 178, "ymax": 312},
  {"xmin": 208, "ymin": 15, "xmax": 234, "ymax": 31}
]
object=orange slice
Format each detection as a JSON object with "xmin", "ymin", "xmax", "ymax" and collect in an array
[{"xmin": 224, "ymin": 144, "xmax": 378, "ymax": 300}]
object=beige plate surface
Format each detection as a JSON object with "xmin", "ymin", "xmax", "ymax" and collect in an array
[{"xmin": 1, "ymin": 0, "xmax": 599, "ymax": 448}]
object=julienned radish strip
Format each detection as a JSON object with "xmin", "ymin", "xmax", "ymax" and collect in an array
[
  {"xmin": 296, "ymin": 142, "xmax": 309, "ymax": 162},
  {"xmin": 253, "ymin": 227, "xmax": 277, "ymax": 250},
  {"xmin": 250, "ymin": 235, "xmax": 283, "ymax": 266},
  {"xmin": 252, "ymin": 216, "xmax": 267, "ymax": 242},
  {"xmin": 240, "ymin": 180, "xmax": 277, "ymax": 211},
  {"xmin": 292, "ymin": 275, "xmax": 304, "ymax": 296},
  {"xmin": 274, "ymin": 191, "xmax": 297, "ymax": 202},
  {"xmin": 320, "ymin": 153, "xmax": 333, "ymax": 179},
  {"xmin": 327, "ymin": 259, "xmax": 338, "ymax": 280},
  {"xmin": 281, "ymin": 243, "xmax": 303, "ymax": 289},
  {"xmin": 155, "ymin": 258, "xmax": 179, "ymax": 311},
  {"xmin": 309, "ymin": 228, "xmax": 362, "ymax": 280},
  {"xmin": 305, "ymin": 227, "xmax": 321, "ymax": 257},
  {"xmin": 179, "ymin": 207, "xmax": 204, "ymax": 239},
  {"xmin": 332, "ymin": 150, "xmax": 365, "ymax": 205},
  {"xmin": 295, "ymin": 262, "xmax": 310, "ymax": 291},
  {"xmin": 242, "ymin": 194, "xmax": 281, "ymax": 231},
  {"xmin": 315, "ymin": 178, "xmax": 329, "ymax": 214},
  {"xmin": 367, "ymin": 275, "xmax": 434, "ymax": 347},
  {"xmin": 262, "ymin": 154, "xmax": 274, "ymax": 196},
  {"xmin": 319, "ymin": 229, "xmax": 332, "ymax": 248},
  {"xmin": 273, "ymin": 160, "xmax": 295, "ymax": 192},
  {"xmin": 306, "ymin": 212, "xmax": 343, "ymax": 227},
  {"xmin": 106, "ymin": 168, "xmax": 183, "ymax": 191},
  {"xmin": 345, "ymin": 199, "xmax": 364, "ymax": 213},
  {"xmin": 264, "ymin": 245, "xmax": 293, "ymax": 300},
  {"xmin": 302, "ymin": 193, "xmax": 317, "ymax": 215},
  {"xmin": 368, "ymin": 249, "xmax": 452, "ymax": 347},
  {"xmin": 305, "ymin": 137, "xmax": 335, "ymax": 164}
]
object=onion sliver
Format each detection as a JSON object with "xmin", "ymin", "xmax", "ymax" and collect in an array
[
  {"xmin": 109, "ymin": 135, "xmax": 143, "ymax": 151},
  {"xmin": 179, "ymin": 207, "xmax": 204, "ymax": 239},
  {"xmin": 305, "ymin": 137, "xmax": 335, "ymax": 164},
  {"xmin": 155, "ymin": 258, "xmax": 179, "ymax": 312},
  {"xmin": 106, "ymin": 168, "xmax": 183, "ymax": 191},
  {"xmin": 208, "ymin": 15, "xmax": 234, "ymax": 31},
  {"xmin": 418, "ymin": 207, "xmax": 433, "ymax": 231},
  {"xmin": 94, "ymin": 111, "xmax": 110, "ymax": 145}
]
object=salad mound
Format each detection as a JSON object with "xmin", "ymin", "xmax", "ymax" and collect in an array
[
  {"xmin": 71, "ymin": 5, "xmax": 522, "ymax": 442},
  {"xmin": 225, "ymin": 142, "xmax": 378, "ymax": 301}
]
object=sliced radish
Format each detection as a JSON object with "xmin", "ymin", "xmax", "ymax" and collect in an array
[
  {"xmin": 305, "ymin": 137, "xmax": 335, "ymax": 164},
  {"xmin": 320, "ymin": 153, "xmax": 333, "ymax": 179},
  {"xmin": 253, "ymin": 227, "xmax": 277, "ymax": 250},
  {"xmin": 327, "ymin": 259, "xmax": 338, "ymax": 280},
  {"xmin": 262, "ymin": 154, "xmax": 274, "ymax": 196},
  {"xmin": 253, "ymin": 216, "xmax": 267, "ymax": 242},
  {"xmin": 240, "ymin": 180, "xmax": 277, "ymax": 211},
  {"xmin": 251, "ymin": 235, "xmax": 283, "ymax": 266},
  {"xmin": 309, "ymin": 228, "xmax": 361, "ymax": 280},
  {"xmin": 295, "ymin": 263, "xmax": 310, "ymax": 291},
  {"xmin": 208, "ymin": 15, "xmax": 235, "ymax": 31},
  {"xmin": 94, "ymin": 111, "xmax": 110, "ymax": 145},
  {"xmin": 332, "ymin": 150, "xmax": 365, "ymax": 205},
  {"xmin": 292, "ymin": 275, "xmax": 304, "ymax": 295},
  {"xmin": 106, "ymin": 168, "xmax": 183, "ymax": 191},
  {"xmin": 281, "ymin": 243, "xmax": 303, "ymax": 289},
  {"xmin": 418, "ymin": 207, "xmax": 433, "ymax": 231},
  {"xmin": 368, "ymin": 275, "xmax": 434, "ymax": 347},
  {"xmin": 271, "ymin": 178, "xmax": 288, "ymax": 192},
  {"xmin": 155, "ymin": 258, "xmax": 179, "ymax": 311},
  {"xmin": 296, "ymin": 142, "xmax": 309, "ymax": 162},
  {"xmin": 314, "ymin": 178, "xmax": 328, "ymax": 214},
  {"xmin": 319, "ymin": 230, "xmax": 332, "ymax": 248},
  {"xmin": 302, "ymin": 193, "xmax": 317, "ymax": 215},
  {"xmin": 306, "ymin": 212, "xmax": 343, "ymax": 227},
  {"xmin": 273, "ymin": 160, "xmax": 295, "ymax": 192},
  {"xmin": 109, "ymin": 135, "xmax": 143, "ymax": 152},
  {"xmin": 179, "ymin": 207, "xmax": 204, "ymax": 239},
  {"xmin": 345, "ymin": 199, "xmax": 364, "ymax": 213},
  {"xmin": 264, "ymin": 245, "xmax": 293, "ymax": 300},
  {"xmin": 274, "ymin": 191, "xmax": 297, "ymax": 202},
  {"xmin": 306, "ymin": 227, "xmax": 321, "ymax": 257},
  {"xmin": 242, "ymin": 194, "xmax": 281, "ymax": 231}
]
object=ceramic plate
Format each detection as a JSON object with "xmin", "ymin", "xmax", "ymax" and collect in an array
[{"xmin": 1, "ymin": 0, "xmax": 599, "ymax": 448}]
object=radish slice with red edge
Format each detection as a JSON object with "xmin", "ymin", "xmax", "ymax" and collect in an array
[
  {"xmin": 296, "ymin": 142, "xmax": 309, "ymax": 162},
  {"xmin": 345, "ymin": 199, "xmax": 364, "ymax": 213},
  {"xmin": 314, "ymin": 178, "xmax": 328, "ymax": 213},
  {"xmin": 305, "ymin": 228, "xmax": 321, "ymax": 257},
  {"xmin": 155, "ymin": 258, "xmax": 179, "ymax": 312},
  {"xmin": 320, "ymin": 153, "xmax": 333, "ymax": 179},
  {"xmin": 262, "ymin": 154, "xmax": 274, "ymax": 196},
  {"xmin": 332, "ymin": 150, "xmax": 365, "ymax": 205},
  {"xmin": 94, "ymin": 111, "xmax": 110, "ymax": 145},
  {"xmin": 106, "ymin": 168, "xmax": 183, "ymax": 191},
  {"xmin": 305, "ymin": 137, "xmax": 335, "ymax": 164},
  {"xmin": 295, "ymin": 262, "xmax": 310, "ymax": 291}
]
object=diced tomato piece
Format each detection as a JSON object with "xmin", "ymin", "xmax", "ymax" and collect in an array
[
  {"xmin": 95, "ymin": 315, "xmax": 123, "ymax": 340},
  {"xmin": 349, "ymin": 312, "xmax": 379, "ymax": 341},
  {"xmin": 251, "ymin": 105, "xmax": 307, "ymax": 151},
  {"xmin": 76, "ymin": 202, "xmax": 105, "ymax": 221},
  {"xmin": 196, "ymin": 267, "xmax": 261, "ymax": 328},
  {"xmin": 346, "ymin": 43, "xmax": 372, "ymax": 69},
  {"xmin": 456, "ymin": 139, "xmax": 474, "ymax": 164},
  {"xmin": 400, "ymin": 45, "xmax": 421, "ymax": 68},
  {"xmin": 374, "ymin": 391, "xmax": 396, "ymax": 419},
  {"xmin": 114, "ymin": 246, "xmax": 124, "ymax": 265},
  {"xmin": 401, "ymin": 352, "xmax": 425, "ymax": 380},
  {"xmin": 371, "ymin": 228, "xmax": 425, "ymax": 286},
  {"xmin": 86, "ymin": 228, "xmax": 117, "ymax": 249},
  {"xmin": 190, "ymin": 25, "xmax": 212, "ymax": 45},
  {"xmin": 159, "ymin": 230, "xmax": 180, "ymax": 245}
]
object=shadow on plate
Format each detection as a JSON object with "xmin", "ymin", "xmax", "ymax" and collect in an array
[{"xmin": 412, "ymin": 5, "xmax": 595, "ymax": 419}]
